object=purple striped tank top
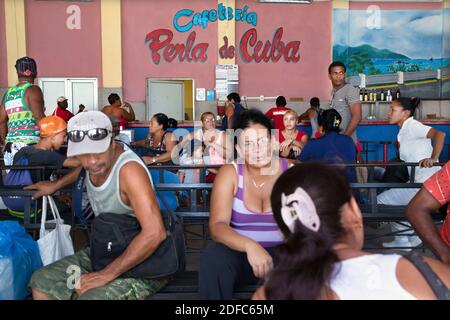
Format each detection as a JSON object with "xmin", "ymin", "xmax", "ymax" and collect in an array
[{"xmin": 230, "ymin": 159, "xmax": 288, "ymax": 247}]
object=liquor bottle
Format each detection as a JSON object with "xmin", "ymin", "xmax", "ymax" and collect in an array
[
  {"xmin": 380, "ymin": 88, "xmax": 385, "ymax": 101},
  {"xmin": 364, "ymin": 88, "xmax": 368, "ymax": 102},
  {"xmin": 395, "ymin": 88, "xmax": 400, "ymax": 100},
  {"xmin": 359, "ymin": 87, "xmax": 364, "ymax": 101},
  {"xmin": 374, "ymin": 89, "xmax": 378, "ymax": 102},
  {"xmin": 386, "ymin": 90, "xmax": 392, "ymax": 102}
]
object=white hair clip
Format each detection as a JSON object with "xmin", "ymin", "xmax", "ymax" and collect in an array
[{"xmin": 281, "ymin": 187, "xmax": 320, "ymax": 233}]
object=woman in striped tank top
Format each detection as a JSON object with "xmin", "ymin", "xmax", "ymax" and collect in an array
[{"xmin": 199, "ymin": 110, "xmax": 290, "ymax": 300}]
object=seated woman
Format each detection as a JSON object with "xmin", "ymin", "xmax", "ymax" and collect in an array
[
  {"xmin": 378, "ymin": 97, "xmax": 445, "ymax": 249},
  {"xmin": 199, "ymin": 109, "xmax": 290, "ymax": 300},
  {"xmin": 279, "ymin": 110, "xmax": 308, "ymax": 159},
  {"xmin": 131, "ymin": 113, "xmax": 177, "ymax": 165},
  {"xmin": 253, "ymin": 163, "xmax": 450, "ymax": 300},
  {"xmin": 298, "ymin": 109, "xmax": 357, "ymax": 183}
]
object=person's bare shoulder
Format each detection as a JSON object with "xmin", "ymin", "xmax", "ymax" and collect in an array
[{"xmin": 101, "ymin": 105, "xmax": 113, "ymax": 115}]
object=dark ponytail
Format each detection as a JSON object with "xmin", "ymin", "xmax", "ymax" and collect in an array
[
  {"xmin": 395, "ymin": 97, "xmax": 421, "ymax": 117},
  {"xmin": 266, "ymin": 163, "xmax": 352, "ymax": 299},
  {"xmin": 318, "ymin": 109, "xmax": 342, "ymax": 133}
]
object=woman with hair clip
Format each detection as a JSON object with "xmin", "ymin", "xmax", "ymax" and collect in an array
[
  {"xmin": 378, "ymin": 97, "xmax": 445, "ymax": 249},
  {"xmin": 253, "ymin": 163, "xmax": 450, "ymax": 300}
]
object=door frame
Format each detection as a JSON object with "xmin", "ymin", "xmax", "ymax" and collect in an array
[{"xmin": 146, "ymin": 78, "xmax": 195, "ymax": 121}]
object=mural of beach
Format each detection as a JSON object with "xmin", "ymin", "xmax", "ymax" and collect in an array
[{"xmin": 333, "ymin": 8, "xmax": 449, "ymax": 98}]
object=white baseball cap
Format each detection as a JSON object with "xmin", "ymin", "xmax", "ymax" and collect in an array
[
  {"xmin": 67, "ymin": 111, "xmax": 113, "ymax": 157},
  {"xmin": 57, "ymin": 96, "xmax": 68, "ymax": 103}
]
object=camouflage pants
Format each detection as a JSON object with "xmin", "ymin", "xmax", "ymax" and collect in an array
[{"xmin": 28, "ymin": 248, "xmax": 168, "ymax": 300}]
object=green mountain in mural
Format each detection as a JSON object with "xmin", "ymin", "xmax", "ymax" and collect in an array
[
  {"xmin": 333, "ymin": 44, "xmax": 410, "ymax": 62},
  {"xmin": 333, "ymin": 44, "xmax": 411, "ymax": 75}
]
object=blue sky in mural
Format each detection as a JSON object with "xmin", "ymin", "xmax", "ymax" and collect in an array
[
  {"xmin": 334, "ymin": 9, "xmax": 443, "ymax": 58},
  {"xmin": 333, "ymin": 9, "xmax": 449, "ymax": 75}
]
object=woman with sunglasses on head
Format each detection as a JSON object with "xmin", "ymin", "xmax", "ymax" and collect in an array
[
  {"xmin": 253, "ymin": 163, "xmax": 450, "ymax": 300},
  {"xmin": 131, "ymin": 113, "xmax": 177, "ymax": 165},
  {"xmin": 175, "ymin": 112, "xmax": 232, "ymax": 182},
  {"xmin": 198, "ymin": 109, "xmax": 291, "ymax": 299},
  {"xmin": 378, "ymin": 97, "xmax": 445, "ymax": 249}
]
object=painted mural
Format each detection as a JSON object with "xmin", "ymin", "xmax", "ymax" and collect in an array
[{"xmin": 333, "ymin": 7, "xmax": 449, "ymax": 99}]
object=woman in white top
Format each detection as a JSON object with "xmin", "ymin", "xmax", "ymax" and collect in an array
[
  {"xmin": 253, "ymin": 163, "xmax": 450, "ymax": 300},
  {"xmin": 377, "ymin": 97, "xmax": 445, "ymax": 248}
]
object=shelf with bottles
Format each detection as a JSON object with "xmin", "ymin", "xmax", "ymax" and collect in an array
[{"xmin": 359, "ymin": 87, "xmax": 401, "ymax": 104}]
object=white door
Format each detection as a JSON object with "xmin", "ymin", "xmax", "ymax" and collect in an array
[
  {"xmin": 38, "ymin": 78, "xmax": 98, "ymax": 115},
  {"xmin": 69, "ymin": 79, "xmax": 98, "ymax": 113},
  {"xmin": 40, "ymin": 79, "xmax": 65, "ymax": 115},
  {"xmin": 147, "ymin": 80, "xmax": 184, "ymax": 120}
]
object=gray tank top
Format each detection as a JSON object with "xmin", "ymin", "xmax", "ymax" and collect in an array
[{"xmin": 86, "ymin": 147, "xmax": 153, "ymax": 216}]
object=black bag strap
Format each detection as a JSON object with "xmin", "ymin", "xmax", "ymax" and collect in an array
[{"xmin": 404, "ymin": 252, "xmax": 450, "ymax": 300}]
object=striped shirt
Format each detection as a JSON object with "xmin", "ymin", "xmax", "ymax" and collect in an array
[{"xmin": 230, "ymin": 159, "xmax": 287, "ymax": 247}]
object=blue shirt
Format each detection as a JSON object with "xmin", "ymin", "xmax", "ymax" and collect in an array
[
  {"xmin": 298, "ymin": 131, "xmax": 357, "ymax": 182},
  {"xmin": 221, "ymin": 103, "xmax": 245, "ymax": 131}
]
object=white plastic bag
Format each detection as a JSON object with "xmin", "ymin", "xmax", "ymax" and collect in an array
[{"xmin": 37, "ymin": 196, "xmax": 74, "ymax": 266}]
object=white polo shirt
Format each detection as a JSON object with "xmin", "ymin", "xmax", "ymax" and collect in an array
[{"xmin": 398, "ymin": 117, "xmax": 439, "ymax": 182}]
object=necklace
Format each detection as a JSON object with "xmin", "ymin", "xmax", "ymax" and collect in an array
[{"xmin": 251, "ymin": 177, "xmax": 266, "ymax": 189}]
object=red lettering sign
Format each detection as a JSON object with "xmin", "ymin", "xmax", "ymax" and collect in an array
[
  {"xmin": 240, "ymin": 27, "xmax": 300, "ymax": 63},
  {"xmin": 145, "ymin": 28, "xmax": 208, "ymax": 64}
]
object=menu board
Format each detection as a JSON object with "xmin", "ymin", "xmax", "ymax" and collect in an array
[{"xmin": 215, "ymin": 64, "xmax": 239, "ymax": 101}]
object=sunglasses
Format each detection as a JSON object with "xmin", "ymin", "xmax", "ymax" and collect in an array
[{"xmin": 68, "ymin": 128, "xmax": 111, "ymax": 142}]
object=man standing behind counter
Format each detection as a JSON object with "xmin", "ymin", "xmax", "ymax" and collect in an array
[{"xmin": 328, "ymin": 61, "xmax": 362, "ymax": 145}]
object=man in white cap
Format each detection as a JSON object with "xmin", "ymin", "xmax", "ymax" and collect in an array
[
  {"xmin": 27, "ymin": 111, "xmax": 168, "ymax": 300},
  {"xmin": 52, "ymin": 96, "xmax": 74, "ymax": 122}
]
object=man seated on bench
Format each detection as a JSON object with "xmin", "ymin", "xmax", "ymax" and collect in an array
[
  {"xmin": 407, "ymin": 162, "xmax": 450, "ymax": 264},
  {"xmin": 27, "ymin": 111, "xmax": 168, "ymax": 300}
]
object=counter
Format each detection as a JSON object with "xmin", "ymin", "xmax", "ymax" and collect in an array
[{"xmin": 127, "ymin": 120, "xmax": 450, "ymax": 162}]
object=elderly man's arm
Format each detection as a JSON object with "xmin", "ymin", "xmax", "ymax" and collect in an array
[
  {"xmin": 76, "ymin": 162, "xmax": 166, "ymax": 294},
  {"xmin": 24, "ymin": 166, "xmax": 82, "ymax": 199},
  {"xmin": 406, "ymin": 188, "xmax": 450, "ymax": 264}
]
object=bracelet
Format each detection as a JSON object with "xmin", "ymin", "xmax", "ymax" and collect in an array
[{"xmin": 152, "ymin": 157, "xmax": 157, "ymax": 164}]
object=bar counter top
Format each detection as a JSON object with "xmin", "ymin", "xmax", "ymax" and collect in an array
[{"xmin": 127, "ymin": 119, "xmax": 450, "ymax": 128}]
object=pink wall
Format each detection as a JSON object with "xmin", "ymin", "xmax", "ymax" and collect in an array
[
  {"xmin": 236, "ymin": 1, "xmax": 332, "ymax": 101},
  {"xmin": 122, "ymin": 0, "xmax": 332, "ymax": 102},
  {"xmin": 122, "ymin": 0, "xmax": 218, "ymax": 102},
  {"xmin": 25, "ymin": 0, "xmax": 102, "ymax": 84},
  {"xmin": 0, "ymin": 0, "xmax": 8, "ymax": 88}
]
